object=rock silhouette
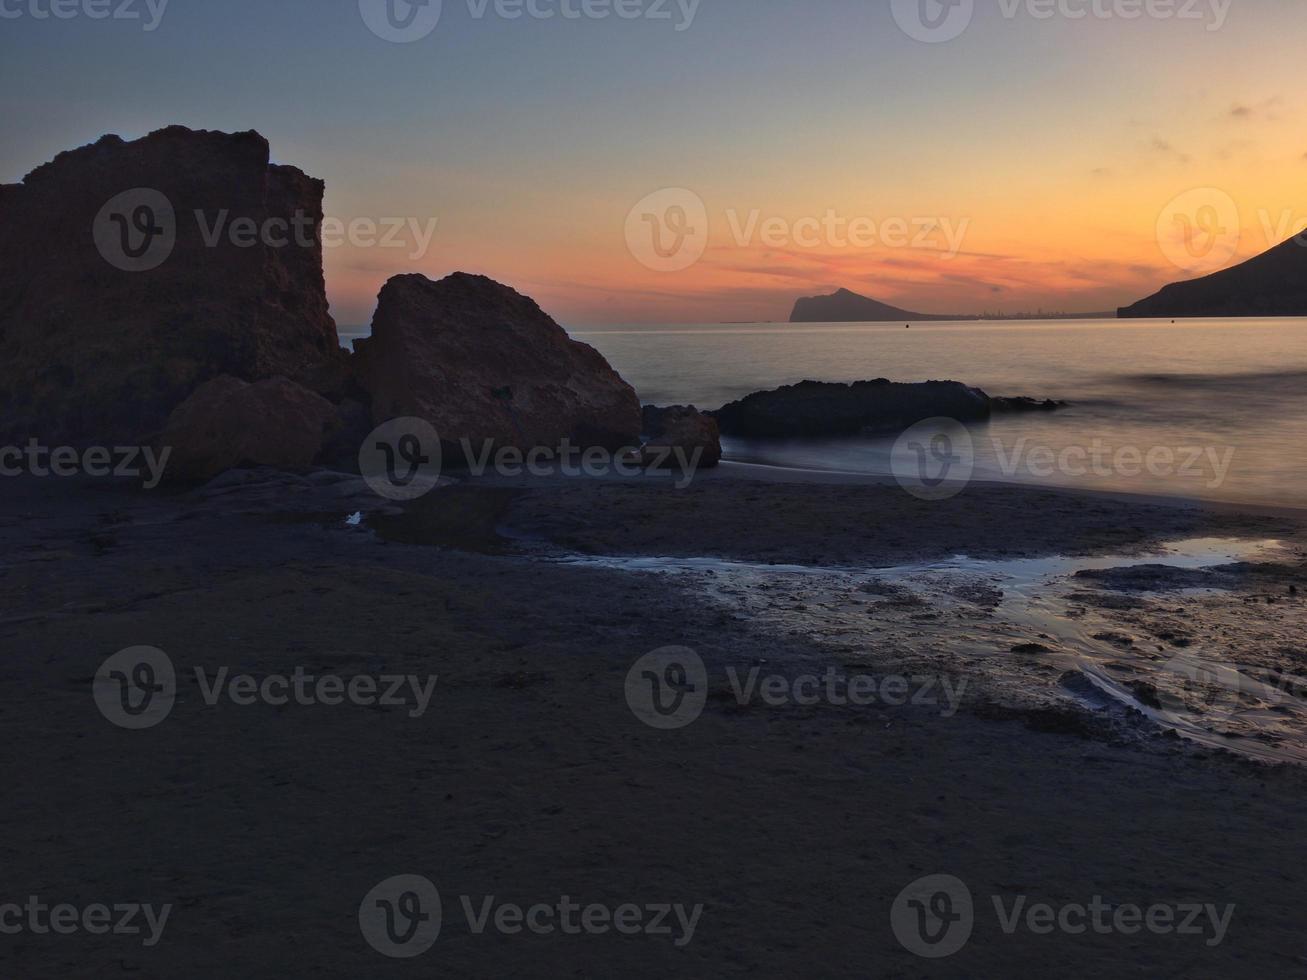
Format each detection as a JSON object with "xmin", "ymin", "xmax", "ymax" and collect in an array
[
  {"xmin": 160, "ymin": 376, "xmax": 337, "ymax": 481},
  {"xmin": 0, "ymin": 126, "xmax": 345, "ymax": 446},
  {"xmin": 354, "ymin": 273, "xmax": 642, "ymax": 460},
  {"xmin": 790, "ymin": 288, "xmax": 950, "ymax": 323},
  {"xmin": 713, "ymin": 379, "xmax": 997, "ymax": 438},
  {"xmin": 1119, "ymin": 231, "xmax": 1307, "ymax": 317},
  {"xmin": 640, "ymin": 405, "xmax": 722, "ymax": 468}
]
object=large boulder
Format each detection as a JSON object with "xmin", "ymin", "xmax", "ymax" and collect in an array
[
  {"xmin": 0, "ymin": 126, "xmax": 346, "ymax": 446},
  {"xmin": 354, "ymin": 273, "xmax": 642, "ymax": 458},
  {"xmin": 159, "ymin": 376, "xmax": 337, "ymax": 482},
  {"xmin": 712, "ymin": 379, "xmax": 992, "ymax": 438},
  {"xmin": 641, "ymin": 405, "xmax": 722, "ymax": 468}
]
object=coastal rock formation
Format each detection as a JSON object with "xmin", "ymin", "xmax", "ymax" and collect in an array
[
  {"xmin": 640, "ymin": 405, "xmax": 722, "ymax": 468},
  {"xmin": 990, "ymin": 396, "xmax": 1067, "ymax": 412},
  {"xmin": 1119, "ymin": 232, "xmax": 1307, "ymax": 317},
  {"xmin": 0, "ymin": 126, "xmax": 345, "ymax": 445},
  {"xmin": 790, "ymin": 288, "xmax": 950, "ymax": 323},
  {"xmin": 354, "ymin": 273, "xmax": 642, "ymax": 458},
  {"xmin": 712, "ymin": 379, "xmax": 993, "ymax": 438},
  {"xmin": 159, "ymin": 376, "xmax": 337, "ymax": 481}
]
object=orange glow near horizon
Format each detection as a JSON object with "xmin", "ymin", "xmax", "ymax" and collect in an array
[{"xmin": 295, "ymin": 11, "xmax": 1307, "ymax": 327}]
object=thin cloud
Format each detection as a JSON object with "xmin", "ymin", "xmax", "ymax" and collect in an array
[
  {"xmin": 1149, "ymin": 137, "xmax": 1191, "ymax": 163},
  {"xmin": 1228, "ymin": 96, "xmax": 1284, "ymax": 122}
]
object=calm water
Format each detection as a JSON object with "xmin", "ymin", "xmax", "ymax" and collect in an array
[{"xmin": 342, "ymin": 318, "xmax": 1307, "ymax": 508}]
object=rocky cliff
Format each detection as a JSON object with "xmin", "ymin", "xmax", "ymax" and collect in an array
[
  {"xmin": 0, "ymin": 126, "xmax": 345, "ymax": 445},
  {"xmin": 1119, "ymin": 232, "xmax": 1307, "ymax": 318}
]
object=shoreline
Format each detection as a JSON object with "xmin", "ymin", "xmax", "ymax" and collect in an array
[
  {"xmin": 4, "ymin": 469, "xmax": 1307, "ymax": 975},
  {"xmin": 709, "ymin": 459, "xmax": 1307, "ymax": 521}
]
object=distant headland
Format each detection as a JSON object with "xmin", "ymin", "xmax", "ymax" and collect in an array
[
  {"xmin": 789, "ymin": 288, "xmax": 1111, "ymax": 324},
  {"xmin": 1119, "ymin": 231, "xmax": 1307, "ymax": 318}
]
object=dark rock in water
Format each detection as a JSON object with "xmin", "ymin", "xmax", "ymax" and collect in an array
[
  {"xmin": 711, "ymin": 379, "xmax": 991, "ymax": 438},
  {"xmin": 159, "ymin": 376, "xmax": 336, "ymax": 482},
  {"xmin": 0, "ymin": 126, "xmax": 346, "ymax": 445},
  {"xmin": 990, "ymin": 396, "xmax": 1068, "ymax": 413},
  {"xmin": 354, "ymin": 273, "xmax": 642, "ymax": 459},
  {"xmin": 790, "ymin": 288, "xmax": 950, "ymax": 323},
  {"xmin": 640, "ymin": 405, "xmax": 722, "ymax": 469},
  {"xmin": 1119, "ymin": 231, "xmax": 1307, "ymax": 317},
  {"xmin": 1011, "ymin": 642, "xmax": 1054, "ymax": 655}
]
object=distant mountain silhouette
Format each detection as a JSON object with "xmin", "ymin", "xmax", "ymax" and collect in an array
[
  {"xmin": 1119, "ymin": 232, "xmax": 1307, "ymax": 318},
  {"xmin": 790, "ymin": 288, "xmax": 952, "ymax": 323}
]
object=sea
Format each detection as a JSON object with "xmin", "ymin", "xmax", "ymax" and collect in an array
[{"xmin": 340, "ymin": 317, "xmax": 1307, "ymax": 510}]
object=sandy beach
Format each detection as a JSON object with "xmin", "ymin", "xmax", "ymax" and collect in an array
[
  {"xmin": 9, "ymin": 4, "xmax": 1307, "ymax": 975},
  {"xmin": 4, "ymin": 467, "xmax": 1306, "ymax": 977}
]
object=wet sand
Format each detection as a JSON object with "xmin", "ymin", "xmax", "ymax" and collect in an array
[{"xmin": 3, "ymin": 469, "xmax": 1307, "ymax": 977}]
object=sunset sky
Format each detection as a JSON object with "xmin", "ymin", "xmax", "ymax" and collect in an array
[{"xmin": 3, "ymin": 0, "xmax": 1305, "ymax": 324}]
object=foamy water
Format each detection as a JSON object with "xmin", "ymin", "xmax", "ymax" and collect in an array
[{"xmin": 550, "ymin": 537, "xmax": 1307, "ymax": 765}]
